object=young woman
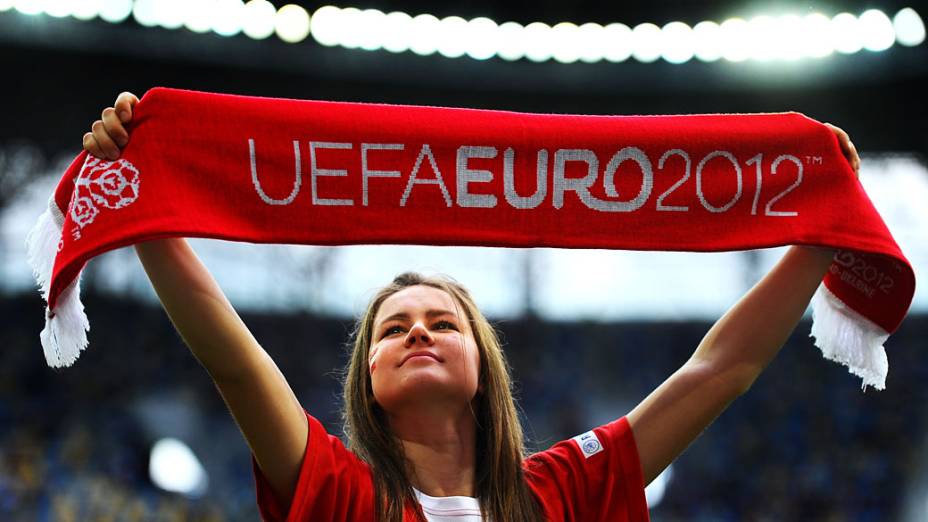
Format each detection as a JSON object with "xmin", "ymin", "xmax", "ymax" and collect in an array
[{"xmin": 84, "ymin": 91, "xmax": 861, "ymax": 522}]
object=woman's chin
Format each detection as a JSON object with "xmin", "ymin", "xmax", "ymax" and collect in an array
[{"xmin": 375, "ymin": 372, "xmax": 477, "ymax": 411}]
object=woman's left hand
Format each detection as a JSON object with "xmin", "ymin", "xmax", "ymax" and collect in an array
[{"xmin": 824, "ymin": 123, "xmax": 860, "ymax": 177}]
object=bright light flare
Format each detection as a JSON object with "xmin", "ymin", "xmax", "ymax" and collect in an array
[
  {"xmin": 632, "ymin": 22, "xmax": 662, "ymax": 63},
  {"xmin": 496, "ymin": 21, "xmax": 526, "ymax": 61},
  {"xmin": 274, "ymin": 3, "xmax": 310, "ymax": 43},
  {"xmin": 720, "ymin": 18, "xmax": 750, "ymax": 62},
  {"xmin": 831, "ymin": 12, "xmax": 863, "ymax": 54},
  {"xmin": 241, "ymin": 0, "xmax": 276, "ymax": 39},
  {"xmin": 660, "ymin": 21, "xmax": 694, "ymax": 64},
  {"xmin": 437, "ymin": 16, "xmax": 469, "ymax": 58},
  {"xmin": 466, "ymin": 17, "xmax": 499, "ymax": 61},
  {"xmin": 149, "ymin": 438, "xmax": 208, "ymax": 498},
  {"xmin": 894, "ymin": 8, "xmax": 926, "ymax": 46},
  {"xmin": 692, "ymin": 21, "xmax": 722, "ymax": 62},
  {"xmin": 523, "ymin": 22, "xmax": 553, "ymax": 62},
  {"xmin": 859, "ymin": 9, "xmax": 895, "ymax": 51},
  {"xmin": 309, "ymin": 5, "xmax": 341, "ymax": 47},
  {"xmin": 602, "ymin": 23, "xmax": 632, "ymax": 62},
  {"xmin": 408, "ymin": 14, "xmax": 441, "ymax": 56}
]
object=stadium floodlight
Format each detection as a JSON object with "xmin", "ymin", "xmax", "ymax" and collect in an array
[
  {"xmin": 523, "ymin": 22, "xmax": 554, "ymax": 62},
  {"xmin": 465, "ymin": 17, "xmax": 499, "ymax": 61},
  {"xmin": 153, "ymin": 0, "xmax": 185, "ymax": 30},
  {"xmin": 274, "ymin": 3, "xmax": 310, "ymax": 44},
  {"xmin": 602, "ymin": 22, "xmax": 632, "ymax": 62},
  {"xmin": 131, "ymin": 0, "xmax": 158, "ymax": 27},
  {"xmin": 576, "ymin": 22, "xmax": 606, "ymax": 63},
  {"xmin": 831, "ymin": 12, "xmax": 863, "ymax": 54},
  {"xmin": 661, "ymin": 21, "xmax": 695, "ymax": 64},
  {"xmin": 802, "ymin": 13, "xmax": 834, "ymax": 58},
  {"xmin": 859, "ymin": 9, "xmax": 896, "ymax": 51},
  {"xmin": 309, "ymin": 5, "xmax": 342, "ymax": 47},
  {"xmin": 495, "ymin": 21, "xmax": 526, "ymax": 62},
  {"xmin": 720, "ymin": 17, "xmax": 750, "ymax": 62},
  {"xmin": 692, "ymin": 20, "xmax": 722, "ymax": 62},
  {"xmin": 776, "ymin": 14, "xmax": 805, "ymax": 61},
  {"xmin": 746, "ymin": 15, "xmax": 778, "ymax": 61},
  {"xmin": 70, "ymin": 0, "xmax": 99, "ymax": 21},
  {"xmin": 13, "ymin": 0, "xmax": 43, "ymax": 15},
  {"xmin": 356, "ymin": 9, "xmax": 387, "ymax": 51},
  {"xmin": 333, "ymin": 7, "xmax": 361, "ymax": 49},
  {"xmin": 97, "ymin": 0, "xmax": 130, "ymax": 23},
  {"xmin": 211, "ymin": 0, "xmax": 244, "ymax": 37},
  {"xmin": 241, "ymin": 0, "xmax": 276, "ymax": 40},
  {"xmin": 183, "ymin": 0, "xmax": 214, "ymax": 34},
  {"xmin": 381, "ymin": 11, "xmax": 412, "ymax": 53},
  {"xmin": 631, "ymin": 22, "xmax": 662, "ymax": 63},
  {"xmin": 149, "ymin": 438, "xmax": 208, "ymax": 498},
  {"xmin": 437, "ymin": 16, "xmax": 470, "ymax": 59},
  {"xmin": 408, "ymin": 13, "xmax": 441, "ymax": 56},
  {"xmin": 894, "ymin": 8, "xmax": 926, "ymax": 46},
  {"xmin": 42, "ymin": 0, "xmax": 71, "ymax": 18},
  {"xmin": 551, "ymin": 22, "xmax": 582, "ymax": 64}
]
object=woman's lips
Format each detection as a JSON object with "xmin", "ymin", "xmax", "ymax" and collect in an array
[{"xmin": 401, "ymin": 351, "xmax": 442, "ymax": 365}]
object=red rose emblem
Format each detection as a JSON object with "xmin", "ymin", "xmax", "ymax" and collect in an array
[
  {"xmin": 70, "ymin": 196, "xmax": 99, "ymax": 228},
  {"xmin": 67, "ymin": 156, "xmax": 141, "ymax": 237},
  {"xmin": 81, "ymin": 159, "xmax": 140, "ymax": 209}
]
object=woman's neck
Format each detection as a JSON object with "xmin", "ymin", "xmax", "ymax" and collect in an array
[{"xmin": 388, "ymin": 401, "xmax": 478, "ymax": 498}]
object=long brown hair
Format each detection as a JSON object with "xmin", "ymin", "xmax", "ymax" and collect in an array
[{"xmin": 342, "ymin": 272, "xmax": 543, "ymax": 522}]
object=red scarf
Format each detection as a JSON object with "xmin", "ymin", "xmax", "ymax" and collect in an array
[{"xmin": 28, "ymin": 87, "xmax": 913, "ymax": 389}]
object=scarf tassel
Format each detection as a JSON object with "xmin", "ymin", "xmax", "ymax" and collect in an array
[
  {"xmin": 26, "ymin": 200, "xmax": 89, "ymax": 368},
  {"xmin": 810, "ymin": 285, "xmax": 889, "ymax": 390}
]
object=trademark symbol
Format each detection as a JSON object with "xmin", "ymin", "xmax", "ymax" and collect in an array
[{"xmin": 804, "ymin": 156, "xmax": 823, "ymax": 165}]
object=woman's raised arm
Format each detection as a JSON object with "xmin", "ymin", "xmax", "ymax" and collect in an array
[
  {"xmin": 86, "ymin": 92, "xmax": 308, "ymax": 508},
  {"xmin": 627, "ymin": 124, "xmax": 860, "ymax": 486}
]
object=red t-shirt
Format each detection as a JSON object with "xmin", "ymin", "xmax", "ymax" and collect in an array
[{"xmin": 253, "ymin": 411, "xmax": 649, "ymax": 521}]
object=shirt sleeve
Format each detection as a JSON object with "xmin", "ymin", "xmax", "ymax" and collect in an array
[
  {"xmin": 523, "ymin": 416, "xmax": 650, "ymax": 522},
  {"xmin": 252, "ymin": 411, "xmax": 377, "ymax": 522}
]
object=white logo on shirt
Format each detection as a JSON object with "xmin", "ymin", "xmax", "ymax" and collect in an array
[{"xmin": 571, "ymin": 430, "xmax": 604, "ymax": 459}]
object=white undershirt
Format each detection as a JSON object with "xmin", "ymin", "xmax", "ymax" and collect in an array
[{"xmin": 414, "ymin": 488, "xmax": 485, "ymax": 521}]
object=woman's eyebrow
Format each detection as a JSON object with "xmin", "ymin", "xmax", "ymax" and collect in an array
[{"xmin": 376, "ymin": 309, "xmax": 457, "ymax": 327}]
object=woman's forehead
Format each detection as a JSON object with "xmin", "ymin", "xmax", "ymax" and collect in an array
[{"xmin": 375, "ymin": 285, "xmax": 459, "ymax": 323}]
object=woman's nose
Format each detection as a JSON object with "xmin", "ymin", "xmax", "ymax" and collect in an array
[{"xmin": 404, "ymin": 322, "xmax": 434, "ymax": 346}]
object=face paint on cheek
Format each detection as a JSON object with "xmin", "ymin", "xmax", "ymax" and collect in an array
[{"xmin": 369, "ymin": 345, "xmax": 379, "ymax": 374}]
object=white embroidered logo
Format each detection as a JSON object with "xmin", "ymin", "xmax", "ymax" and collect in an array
[
  {"xmin": 572, "ymin": 430, "xmax": 604, "ymax": 459},
  {"xmin": 68, "ymin": 156, "xmax": 140, "ymax": 240}
]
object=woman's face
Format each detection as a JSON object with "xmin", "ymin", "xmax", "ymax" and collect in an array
[{"xmin": 369, "ymin": 285, "xmax": 481, "ymax": 413}]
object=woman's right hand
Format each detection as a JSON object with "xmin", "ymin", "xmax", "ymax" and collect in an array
[{"xmin": 82, "ymin": 92, "xmax": 139, "ymax": 160}]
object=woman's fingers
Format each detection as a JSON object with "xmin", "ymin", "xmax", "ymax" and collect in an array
[
  {"xmin": 102, "ymin": 107, "xmax": 128, "ymax": 147},
  {"xmin": 825, "ymin": 122, "xmax": 860, "ymax": 177},
  {"xmin": 82, "ymin": 131, "xmax": 106, "ymax": 159},
  {"xmin": 91, "ymin": 119, "xmax": 121, "ymax": 160},
  {"xmin": 115, "ymin": 91, "xmax": 139, "ymax": 123},
  {"xmin": 82, "ymin": 92, "xmax": 139, "ymax": 160}
]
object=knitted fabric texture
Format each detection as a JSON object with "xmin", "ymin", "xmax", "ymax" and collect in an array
[{"xmin": 27, "ymin": 87, "xmax": 914, "ymax": 389}]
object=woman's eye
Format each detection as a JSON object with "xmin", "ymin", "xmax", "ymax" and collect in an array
[
  {"xmin": 383, "ymin": 326, "xmax": 404, "ymax": 337},
  {"xmin": 434, "ymin": 320, "xmax": 457, "ymax": 330}
]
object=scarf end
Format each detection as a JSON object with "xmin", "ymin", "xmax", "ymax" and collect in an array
[
  {"xmin": 26, "ymin": 202, "xmax": 89, "ymax": 368},
  {"xmin": 810, "ymin": 284, "xmax": 889, "ymax": 391},
  {"xmin": 39, "ymin": 275, "xmax": 90, "ymax": 368},
  {"xmin": 25, "ymin": 202, "xmax": 61, "ymax": 301}
]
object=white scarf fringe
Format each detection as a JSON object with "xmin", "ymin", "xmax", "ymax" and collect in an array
[
  {"xmin": 810, "ymin": 284, "xmax": 889, "ymax": 390},
  {"xmin": 25, "ymin": 199, "xmax": 89, "ymax": 368}
]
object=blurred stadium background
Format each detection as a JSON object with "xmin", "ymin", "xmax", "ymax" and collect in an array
[{"xmin": 1, "ymin": 1, "xmax": 926, "ymax": 520}]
